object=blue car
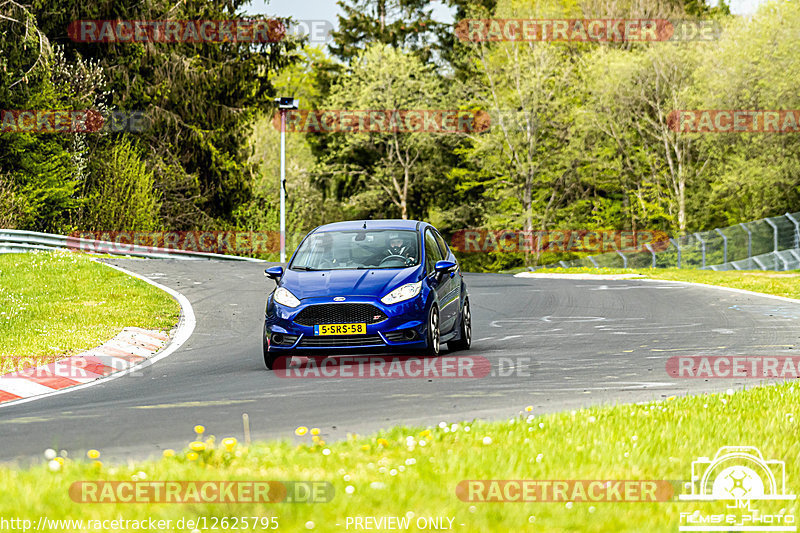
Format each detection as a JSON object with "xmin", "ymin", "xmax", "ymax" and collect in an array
[{"xmin": 262, "ymin": 220, "xmax": 472, "ymax": 369}]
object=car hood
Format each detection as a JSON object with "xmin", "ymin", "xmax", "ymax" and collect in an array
[{"xmin": 281, "ymin": 267, "xmax": 422, "ymax": 300}]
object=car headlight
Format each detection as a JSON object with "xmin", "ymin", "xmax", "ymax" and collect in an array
[
  {"xmin": 273, "ymin": 287, "xmax": 300, "ymax": 308},
  {"xmin": 381, "ymin": 281, "xmax": 422, "ymax": 305}
]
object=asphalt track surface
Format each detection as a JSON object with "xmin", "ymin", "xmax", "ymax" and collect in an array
[{"xmin": 1, "ymin": 258, "xmax": 798, "ymax": 464}]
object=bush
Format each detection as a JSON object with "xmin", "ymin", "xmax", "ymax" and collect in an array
[{"xmin": 81, "ymin": 140, "xmax": 162, "ymax": 231}]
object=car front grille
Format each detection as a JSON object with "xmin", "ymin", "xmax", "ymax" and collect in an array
[
  {"xmin": 294, "ymin": 304, "xmax": 387, "ymax": 326},
  {"xmin": 299, "ymin": 334, "xmax": 385, "ymax": 347}
]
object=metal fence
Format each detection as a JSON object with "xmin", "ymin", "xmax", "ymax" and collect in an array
[
  {"xmin": 537, "ymin": 211, "xmax": 800, "ymax": 271},
  {"xmin": 0, "ymin": 229, "xmax": 263, "ymax": 262}
]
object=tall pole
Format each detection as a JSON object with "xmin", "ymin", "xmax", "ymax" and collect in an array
[{"xmin": 280, "ymin": 109, "xmax": 287, "ymax": 263}]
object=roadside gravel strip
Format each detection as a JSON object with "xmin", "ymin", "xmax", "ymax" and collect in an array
[{"xmin": 0, "ymin": 261, "xmax": 195, "ymax": 408}]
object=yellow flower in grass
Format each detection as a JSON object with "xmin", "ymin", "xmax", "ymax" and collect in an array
[
  {"xmin": 92, "ymin": 461, "xmax": 102, "ymax": 468},
  {"xmin": 525, "ymin": 406, "xmax": 534, "ymax": 412},
  {"xmin": 87, "ymin": 449, "xmax": 100, "ymax": 459},
  {"xmin": 310, "ymin": 428, "xmax": 321, "ymax": 436},
  {"xmin": 187, "ymin": 452, "xmax": 199, "ymax": 461},
  {"xmin": 295, "ymin": 426, "xmax": 309, "ymax": 436},
  {"xmin": 162, "ymin": 449, "xmax": 175, "ymax": 458},
  {"xmin": 361, "ymin": 445, "xmax": 370, "ymax": 451},
  {"xmin": 194, "ymin": 425, "xmax": 205, "ymax": 435},
  {"xmin": 419, "ymin": 430, "xmax": 432, "ymax": 438},
  {"xmin": 189, "ymin": 441, "xmax": 206, "ymax": 452},
  {"xmin": 377, "ymin": 438, "xmax": 389, "ymax": 448},
  {"xmin": 54, "ymin": 457, "xmax": 65, "ymax": 466},
  {"xmin": 312, "ymin": 436, "xmax": 321, "ymax": 443},
  {"xmin": 221, "ymin": 438, "xmax": 237, "ymax": 452}
]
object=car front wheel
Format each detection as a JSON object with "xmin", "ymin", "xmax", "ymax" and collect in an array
[
  {"xmin": 448, "ymin": 298, "xmax": 472, "ymax": 351},
  {"xmin": 424, "ymin": 305, "xmax": 441, "ymax": 357}
]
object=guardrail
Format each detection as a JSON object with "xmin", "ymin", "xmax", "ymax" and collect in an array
[
  {"xmin": 535, "ymin": 211, "xmax": 800, "ymax": 271},
  {"xmin": 0, "ymin": 229, "xmax": 263, "ymax": 262}
]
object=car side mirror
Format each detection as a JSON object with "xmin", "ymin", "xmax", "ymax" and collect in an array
[
  {"xmin": 264, "ymin": 266, "xmax": 284, "ymax": 280},
  {"xmin": 434, "ymin": 260, "xmax": 457, "ymax": 278}
]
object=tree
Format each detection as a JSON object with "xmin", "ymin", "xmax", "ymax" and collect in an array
[
  {"xmin": 451, "ymin": 0, "xmax": 580, "ymax": 265},
  {"xmin": 330, "ymin": 0, "xmax": 445, "ymax": 63},
  {"xmin": 30, "ymin": 0, "xmax": 301, "ymax": 229},
  {"xmin": 0, "ymin": 1, "xmax": 83, "ymax": 231},
  {"xmin": 81, "ymin": 139, "xmax": 162, "ymax": 231},
  {"xmin": 314, "ymin": 44, "xmax": 451, "ymax": 220},
  {"xmin": 690, "ymin": 0, "xmax": 800, "ymax": 225},
  {"xmin": 239, "ymin": 46, "xmax": 346, "ymax": 258},
  {"xmin": 581, "ymin": 43, "xmax": 711, "ymax": 235}
]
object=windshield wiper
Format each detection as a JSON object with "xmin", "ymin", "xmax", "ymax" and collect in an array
[{"xmin": 291, "ymin": 266, "xmax": 319, "ymax": 271}]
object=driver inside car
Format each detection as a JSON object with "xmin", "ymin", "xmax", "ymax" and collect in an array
[{"xmin": 385, "ymin": 233, "xmax": 416, "ymax": 265}]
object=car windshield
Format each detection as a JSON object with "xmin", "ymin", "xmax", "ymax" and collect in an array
[{"xmin": 290, "ymin": 230, "xmax": 420, "ymax": 270}]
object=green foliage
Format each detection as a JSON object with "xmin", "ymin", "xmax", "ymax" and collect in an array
[
  {"xmin": 0, "ymin": 2, "xmax": 84, "ymax": 232},
  {"xmin": 2, "ymin": 0, "xmax": 798, "ymax": 272},
  {"xmin": 81, "ymin": 140, "xmax": 162, "ymax": 231},
  {"xmin": 312, "ymin": 44, "xmax": 458, "ymax": 220},
  {"xmin": 691, "ymin": 1, "xmax": 800, "ymax": 226},
  {"xmin": 28, "ymin": 0, "xmax": 301, "ymax": 229},
  {"xmin": 330, "ymin": 0, "xmax": 446, "ymax": 63}
]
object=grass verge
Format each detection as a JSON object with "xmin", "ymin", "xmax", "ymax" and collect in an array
[
  {"xmin": 2, "ymin": 385, "xmax": 797, "ymax": 532},
  {"xmin": 0, "ymin": 251, "xmax": 180, "ymax": 374}
]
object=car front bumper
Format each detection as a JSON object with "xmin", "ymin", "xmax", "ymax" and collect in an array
[{"xmin": 265, "ymin": 295, "xmax": 429, "ymax": 352}]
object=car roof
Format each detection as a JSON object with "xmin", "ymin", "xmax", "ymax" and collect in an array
[{"xmin": 314, "ymin": 219, "xmax": 425, "ymax": 233}]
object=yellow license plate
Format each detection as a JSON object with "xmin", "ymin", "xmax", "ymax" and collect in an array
[{"xmin": 314, "ymin": 323, "xmax": 367, "ymax": 336}]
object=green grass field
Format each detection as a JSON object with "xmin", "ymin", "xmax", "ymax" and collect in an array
[
  {"xmin": 0, "ymin": 263, "xmax": 797, "ymax": 531},
  {"xmin": 0, "ymin": 251, "xmax": 180, "ymax": 374},
  {"xmin": 528, "ymin": 266, "xmax": 800, "ymax": 299},
  {"xmin": 2, "ymin": 385, "xmax": 797, "ymax": 532}
]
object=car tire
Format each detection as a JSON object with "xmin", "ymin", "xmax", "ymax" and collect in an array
[
  {"xmin": 447, "ymin": 298, "xmax": 472, "ymax": 351},
  {"xmin": 263, "ymin": 323, "xmax": 279, "ymax": 370},
  {"xmin": 424, "ymin": 305, "xmax": 441, "ymax": 357}
]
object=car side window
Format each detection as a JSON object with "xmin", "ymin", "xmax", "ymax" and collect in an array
[
  {"xmin": 424, "ymin": 229, "xmax": 443, "ymax": 273},
  {"xmin": 432, "ymin": 229, "xmax": 449, "ymax": 258}
]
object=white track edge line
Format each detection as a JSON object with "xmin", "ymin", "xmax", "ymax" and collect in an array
[
  {"xmin": 636, "ymin": 277, "xmax": 800, "ymax": 304},
  {"xmin": 0, "ymin": 261, "xmax": 196, "ymax": 409},
  {"xmin": 516, "ymin": 272, "xmax": 800, "ymax": 304}
]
